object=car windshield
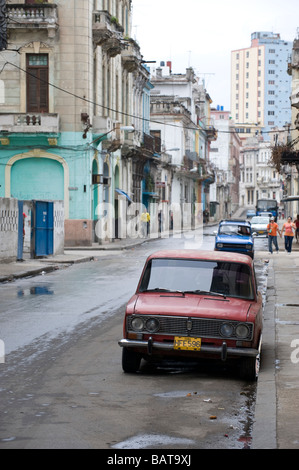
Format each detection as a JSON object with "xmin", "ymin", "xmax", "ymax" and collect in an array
[
  {"xmin": 219, "ymin": 224, "xmax": 251, "ymax": 236},
  {"xmin": 251, "ymin": 217, "xmax": 269, "ymax": 224},
  {"xmin": 257, "ymin": 200, "xmax": 277, "ymax": 211},
  {"xmin": 139, "ymin": 259, "xmax": 254, "ymax": 300}
]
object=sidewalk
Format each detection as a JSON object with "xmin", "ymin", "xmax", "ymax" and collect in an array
[
  {"xmin": 252, "ymin": 233, "xmax": 299, "ymax": 449},
  {"xmin": 1, "ymin": 227, "xmax": 299, "ymax": 448},
  {"xmin": 0, "ymin": 237, "xmax": 146, "ymax": 283}
]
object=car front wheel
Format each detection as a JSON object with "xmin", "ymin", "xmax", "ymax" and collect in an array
[
  {"xmin": 122, "ymin": 348, "xmax": 142, "ymax": 373},
  {"xmin": 240, "ymin": 354, "xmax": 260, "ymax": 381}
]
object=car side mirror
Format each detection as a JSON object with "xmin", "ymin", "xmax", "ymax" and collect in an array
[
  {"xmin": 252, "ymin": 232, "xmax": 257, "ymax": 237},
  {"xmin": 213, "ymin": 230, "xmax": 218, "ymax": 235}
]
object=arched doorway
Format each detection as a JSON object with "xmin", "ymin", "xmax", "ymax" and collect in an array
[{"xmin": 11, "ymin": 158, "xmax": 64, "ymax": 201}]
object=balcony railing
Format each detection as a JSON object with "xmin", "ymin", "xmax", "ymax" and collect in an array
[
  {"xmin": 93, "ymin": 11, "xmax": 124, "ymax": 56},
  {"xmin": 0, "ymin": 113, "xmax": 60, "ymax": 134},
  {"xmin": 7, "ymin": 4, "xmax": 58, "ymax": 38},
  {"xmin": 291, "ymin": 82, "xmax": 299, "ymax": 109},
  {"xmin": 121, "ymin": 39, "xmax": 141, "ymax": 73}
]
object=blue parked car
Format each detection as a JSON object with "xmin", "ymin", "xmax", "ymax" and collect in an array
[{"xmin": 214, "ymin": 219, "xmax": 255, "ymax": 259}]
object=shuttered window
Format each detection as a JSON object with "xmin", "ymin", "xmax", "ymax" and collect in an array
[{"xmin": 26, "ymin": 54, "xmax": 49, "ymax": 113}]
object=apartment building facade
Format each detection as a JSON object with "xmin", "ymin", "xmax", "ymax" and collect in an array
[
  {"xmin": 231, "ymin": 32, "xmax": 292, "ymax": 140},
  {"xmin": 209, "ymin": 108, "xmax": 241, "ymax": 218},
  {"xmin": 149, "ymin": 64, "xmax": 217, "ymax": 222},
  {"xmin": 0, "ymin": 0, "xmax": 159, "ymax": 246},
  {"xmin": 239, "ymin": 136, "xmax": 283, "ymax": 208}
]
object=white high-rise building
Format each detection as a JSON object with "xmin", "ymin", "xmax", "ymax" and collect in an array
[{"xmin": 231, "ymin": 32, "xmax": 292, "ymax": 140}]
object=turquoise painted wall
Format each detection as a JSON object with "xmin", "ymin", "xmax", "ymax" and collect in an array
[
  {"xmin": 11, "ymin": 158, "xmax": 64, "ymax": 201},
  {"xmin": 0, "ymin": 132, "xmax": 95, "ymax": 220}
]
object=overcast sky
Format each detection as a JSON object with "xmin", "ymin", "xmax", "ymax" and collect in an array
[{"xmin": 132, "ymin": 0, "xmax": 299, "ymax": 110}]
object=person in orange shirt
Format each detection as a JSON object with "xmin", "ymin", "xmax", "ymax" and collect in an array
[
  {"xmin": 281, "ymin": 216, "xmax": 296, "ymax": 254},
  {"xmin": 267, "ymin": 216, "xmax": 281, "ymax": 254},
  {"xmin": 295, "ymin": 214, "xmax": 299, "ymax": 243}
]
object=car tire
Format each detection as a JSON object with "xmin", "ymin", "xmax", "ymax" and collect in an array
[
  {"xmin": 122, "ymin": 348, "xmax": 142, "ymax": 373},
  {"xmin": 240, "ymin": 355, "xmax": 260, "ymax": 381}
]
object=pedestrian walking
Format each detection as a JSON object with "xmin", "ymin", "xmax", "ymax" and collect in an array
[
  {"xmin": 295, "ymin": 215, "xmax": 299, "ymax": 243},
  {"xmin": 281, "ymin": 216, "xmax": 296, "ymax": 254},
  {"xmin": 140, "ymin": 208, "xmax": 150, "ymax": 238},
  {"xmin": 267, "ymin": 216, "xmax": 281, "ymax": 254}
]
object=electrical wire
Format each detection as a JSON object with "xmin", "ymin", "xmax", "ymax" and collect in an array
[{"xmin": 0, "ymin": 60, "xmax": 296, "ymax": 137}]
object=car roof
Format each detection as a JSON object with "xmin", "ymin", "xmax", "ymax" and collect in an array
[
  {"xmin": 146, "ymin": 250, "xmax": 253, "ymax": 266},
  {"xmin": 219, "ymin": 219, "xmax": 251, "ymax": 226}
]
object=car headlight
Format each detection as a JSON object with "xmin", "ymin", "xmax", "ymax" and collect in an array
[
  {"xmin": 146, "ymin": 318, "xmax": 160, "ymax": 333},
  {"xmin": 220, "ymin": 323, "xmax": 234, "ymax": 337},
  {"xmin": 236, "ymin": 323, "xmax": 250, "ymax": 339},
  {"xmin": 131, "ymin": 317, "xmax": 145, "ymax": 331},
  {"xmin": 217, "ymin": 243, "xmax": 224, "ymax": 248}
]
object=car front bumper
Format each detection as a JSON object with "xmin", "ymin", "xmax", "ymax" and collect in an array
[{"xmin": 118, "ymin": 338, "xmax": 259, "ymax": 361}]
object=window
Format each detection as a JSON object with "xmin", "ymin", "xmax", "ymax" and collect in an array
[
  {"xmin": 269, "ymin": 70, "xmax": 275, "ymax": 74},
  {"xmin": 26, "ymin": 54, "xmax": 49, "ymax": 113}
]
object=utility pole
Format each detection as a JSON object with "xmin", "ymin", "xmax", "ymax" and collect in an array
[{"xmin": 0, "ymin": 0, "xmax": 7, "ymax": 51}]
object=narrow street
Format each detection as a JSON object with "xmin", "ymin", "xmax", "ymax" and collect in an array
[{"xmin": 0, "ymin": 226, "xmax": 269, "ymax": 449}]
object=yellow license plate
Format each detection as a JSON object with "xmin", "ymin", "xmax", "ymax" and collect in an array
[{"xmin": 174, "ymin": 337, "xmax": 202, "ymax": 351}]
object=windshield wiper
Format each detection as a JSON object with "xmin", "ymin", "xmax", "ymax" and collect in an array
[
  {"xmin": 144, "ymin": 288, "xmax": 185, "ymax": 295},
  {"xmin": 183, "ymin": 289, "xmax": 227, "ymax": 299}
]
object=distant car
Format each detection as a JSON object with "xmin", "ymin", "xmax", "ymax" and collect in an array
[
  {"xmin": 246, "ymin": 209, "xmax": 256, "ymax": 218},
  {"xmin": 118, "ymin": 250, "xmax": 263, "ymax": 381},
  {"xmin": 259, "ymin": 212, "xmax": 272, "ymax": 219},
  {"xmin": 250, "ymin": 216, "xmax": 270, "ymax": 237},
  {"xmin": 214, "ymin": 219, "xmax": 255, "ymax": 259}
]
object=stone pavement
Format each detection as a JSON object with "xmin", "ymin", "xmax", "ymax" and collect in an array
[
  {"xmin": 1, "ymin": 228, "xmax": 299, "ymax": 449},
  {"xmin": 252, "ymin": 233, "xmax": 299, "ymax": 449}
]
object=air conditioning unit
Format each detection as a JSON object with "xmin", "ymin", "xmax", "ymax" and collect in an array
[
  {"xmin": 92, "ymin": 174, "xmax": 111, "ymax": 186},
  {"xmin": 92, "ymin": 116, "xmax": 113, "ymax": 134}
]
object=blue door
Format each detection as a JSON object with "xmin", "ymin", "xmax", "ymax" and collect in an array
[
  {"xmin": 17, "ymin": 200, "xmax": 24, "ymax": 260},
  {"xmin": 32, "ymin": 201, "xmax": 54, "ymax": 257}
]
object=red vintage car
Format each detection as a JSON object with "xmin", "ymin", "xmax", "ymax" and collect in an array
[{"xmin": 118, "ymin": 250, "xmax": 263, "ymax": 381}]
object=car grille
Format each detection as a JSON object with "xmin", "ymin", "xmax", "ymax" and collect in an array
[
  {"xmin": 127, "ymin": 315, "xmax": 253, "ymax": 341},
  {"xmin": 221, "ymin": 244, "xmax": 250, "ymax": 250}
]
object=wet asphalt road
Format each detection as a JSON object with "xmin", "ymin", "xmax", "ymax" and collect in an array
[{"xmin": 0, "ymin": 229, "xmax": 269, "ymax": 449}]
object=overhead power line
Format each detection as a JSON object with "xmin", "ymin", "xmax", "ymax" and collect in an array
[{"xmin": 0, "ymin": 60, "xmax": 295, "ymax": 136}]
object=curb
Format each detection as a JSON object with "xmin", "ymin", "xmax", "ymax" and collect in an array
[
  {"xmin": 0, "ymin": 264, "xmax": 60, "ymax": 283},
  {"xmin": 251, "ymin": 257, "xmax": 277, "ymax": 449}
]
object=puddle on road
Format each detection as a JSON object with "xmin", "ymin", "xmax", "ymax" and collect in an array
[
  {"xmin": 111, "ymin": 433, "xmax": 194, "ymax": 449},
  {"xmin": 17, "ymin": 286, "xmax": 54, "ymax": 297}
]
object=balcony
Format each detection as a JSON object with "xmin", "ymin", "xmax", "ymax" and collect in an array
[
  {"xmin": 7, "ymin": 4, "xmax": 58, "ymax": 38},
  {"xmin": 121, "ymin": 39, "xmax": 141, "ymax": 73},
  {"xmin": 291, "ymin": 82, "xmax": 299, "ymax": 109},
  {"xmin": 0, "ymin": 113, "xmax": 60, "ymax": 135},
  {"xmin": 93, "ymin": 11, "xmax": 124, "ymax": 57},
  {"xmin": 202, "ymin": 118, "xmax": 218, "ymax": 142}
]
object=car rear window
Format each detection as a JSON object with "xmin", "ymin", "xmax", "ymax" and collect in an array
[
  {"xmin": 219, "ymin": 224, "xmax": 251, "ymax": 236},
  {"xmin": 139, "ymin": 259, "xmax": 254, "ymax": 300}
]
